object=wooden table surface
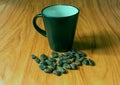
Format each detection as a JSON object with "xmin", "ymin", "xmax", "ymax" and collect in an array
[{"xmin": 0, "ymin": 0, "xmax": 120, "ymax": 85}]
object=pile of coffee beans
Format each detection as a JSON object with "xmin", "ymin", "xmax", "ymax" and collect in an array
[{"xmin": 30, "ymin": 50, "xmax": 95, "ymax": 76}]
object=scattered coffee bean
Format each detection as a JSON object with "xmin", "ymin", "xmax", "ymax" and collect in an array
[
  {"xmin": 75, "ymin": 53, "xmax": 81, "ymax": 59},
  {"xmin": 83, "ymin": 59, "xmax": 89, "ymax": 65},
  {"xmin": 57, "ymin": 60, "xmax": 63, "ymax": 67},
  {"xmin": 71, "ymin": 64, "xmax": 78, "ymax": 70},
  {"xmin": 67, "ymin": 53, "xmax": 75, "ymax": 59},
  {"xmin": 68, "ymin": 50, "xmax": 76, "ymax": 54},
  {"xmin": 53, "ymin": 70, "xmax": 61, "ymax": 76},
  {"xmin": 59, "ymin": 54, "xmax": 68, "ymax": 60},
  {"xmin": 78, "ymin": 52, "xmax": 86, "ymax": 57},
  {"xmin": 45, "ymin": 59, "xmax": 53, "ymax": 65},
  {"xmin": 58, "ymin": 56, "xmax": 64, "ymax": 60},
  {"xmin": 64, "ymin": 63, "xmax": 72, "ymax": 69},
  {"xmin": 70, "ymin": 57, "xmax": 76, "ymax": 62},
  {"xmin": 31, "ymin": 54, "xmax": 37, "ymax": 59},
  {"xmin": 58, "ymin": 67, "xmax": 67, "ymax": 74},
  {"xmin": 88, "ymin": 59, "xmax": 95, "ymax": 66},
  {"xmin": 44, "ymin": 68, "xmax": 54, "ymax": 73},
  {"xmin": 51, "ymin": 51, "xmax": 59, "ymax": 58},
  {"xmin": 51, "ymin": 62, "xmax": 57, "ymax": 66},
  {"xmin": 39, "ymin": 64, "xmax": 47, "ymax": 70},
  {"xmin": 62, "ymin": 60, "xmax": 72, "ymax": 64},
  {"xmin": 79, "ymin": 56, "xmax": 86, "ymax": 62},
  {"xmin": 31, "ymin": 49, "xmax": 95, "ymax": 76},
  {"xmin": 40, "ymin": 61, "xmax": 48, "ymax": 66},
  {"xmin": 75, "ymin": 60, "xmax": 82, "ymax": 66},
  {"xmin": 62, "ymin": 55, "xmax": 69, "ymax": 60},
  {"xmin": 50, "ymin": 64, "xmax": 56, "ymax": 70},
  {"xmin": 40, "ymin": 54, "xmax": 48, "ymax": 60},
  {"xmin": 35, "ymin": 57, "xmax": 41, "ymax": 64},
  {"xmin": 48, "ymin": 58, "xmax": 56, "ymax": 62}
]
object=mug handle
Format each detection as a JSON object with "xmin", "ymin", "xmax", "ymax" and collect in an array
[{"xmin": 33, "ymin": 14, "xmax": 47, "ymax": 37}]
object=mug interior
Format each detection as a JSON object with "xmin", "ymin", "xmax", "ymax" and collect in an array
[{"xmin": 42, "ymin": 5, "xmax": 79, "ymax": 17}]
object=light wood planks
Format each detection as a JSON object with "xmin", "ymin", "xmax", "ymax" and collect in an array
[{"xmin": 0, "ymin": 0, "xmax": 120, "ymax": 85}]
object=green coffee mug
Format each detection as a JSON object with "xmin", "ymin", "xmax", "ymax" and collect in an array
[{"xmin": 33, "ymin": 4, "xmax": 79, "ymax": 52}]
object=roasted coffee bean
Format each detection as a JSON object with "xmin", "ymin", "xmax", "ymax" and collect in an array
[
  {"xmin": 78, "ymin": 52, "xmax": 86, "ymax": 57},
  {"xmin": 44, "ymin": 68, "xmax": 54, "ymax": 73},
  {"xmin": 88, "ymin": 59, "xmax": 95, "ymax": 66},
  {"xmin": 51, "ymin": 62, "xmax": 57, "ymax": 66},
  {"xmin": 58, "ymin": 56, "xmax": 64, "ymax": 60},
  {"xmin": 70, "ymin": 57, "xmax": 76, "ymax": 62},
  {"xmin": 79, "ymin": 57, "xmax": 86, "ymax": 62},
  {"xmin": 83, "ymin": 59, "xmax": 89, "ymax": 65},
  {"xmin": 59, "ymin": 54, "xmax": 67, "ymax": 60},
  {"xmin": 62, "ymin": 60, "xmax": 72, "ymax": 64},
  {"xmin": 64, "ymin": 64, "xmax": 72, "ymax": 69},
  {"xmin": 75, "ymin": 53, "xmax": 81, "ymax": 59},
  {"xmin": 39, "ymin": 64, "xmax": 47, "ymax": 70},
  {"xmin": 45, "ymin": 60, "xmax": 53, "ymax": 65},
  {"xmin": 51, "ymin": 51, "xmax": 59, "ymax": 58},
  {"xmin": 31, "ymin": 54, "xmax": 37, "ymax": 59},
  {"xmin": 53, "ymin": 70, "xmax": 61, "ymax": 76},
  {"xmin": 40, "ymin": 54, "xmax": 48, "ymax": 60},
  {"xmin": 58, "ymin": 67, "xmax": 67, "ymax": 74},
  {"xmin": 67, "ymin": 52, "xmax": 75, "ymax": 58},
  {"xmin": 35, "ymin": 57, "xmax": 41, "ymax": 64},
  {"xmin": 62, "ymin": 55, "xmax": 69, "ymax": 60},
  {"xmin": 40, "ymin": 61, "xmax": 48, "ymax": 66},
  {"xmin": 68, "ymin": 50, "xmax": 76, "ymax": 54},
  {"xmin": 31, "ymin": 50, "xmax": 95, "ymax": 76},
  {"xmin": 48, "ymin": 58, "xmax": 56, "ymax": 62},
  {"xmin": 71, "ymin": 64, "xmax": 78, "ymax": 70},
  {"xmin": 50, "ymin": 64, "xmax": 56, "ymax": 70},
  {"xmin": 75, "ymin": 60, "xmax": 82, "ymax": 66},
  {"xmin": 57, "ymin": 60, "xmax": 63, "ymax": 67}
]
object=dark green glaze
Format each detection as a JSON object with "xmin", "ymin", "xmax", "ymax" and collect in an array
[{"xmin": 33, "ymin": 5, "xmax": 79, "ymax": 52}]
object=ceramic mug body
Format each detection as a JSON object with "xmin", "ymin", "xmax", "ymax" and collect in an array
[{"xmin": 33, "ymin": 4, "xmax": 79, "ymax": 52}]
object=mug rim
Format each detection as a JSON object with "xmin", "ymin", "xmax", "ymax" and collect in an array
[{"xmin": 41, "ymin": 4, "xmax": 80, "ymax": 18}]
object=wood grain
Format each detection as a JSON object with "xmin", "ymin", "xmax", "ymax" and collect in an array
[{"xmin": 0, "ymin": 0, "xmax": 120, "ymax": 85}]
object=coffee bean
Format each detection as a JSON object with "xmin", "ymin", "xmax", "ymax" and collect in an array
[
  {"xmin": 40, "ymin": 61, "xmax": 48, "ymax": 66},
  {"xmin": 75, "ymin": 60, "xmax": 82, "ymax": 66},
  {"xmin": 35, "ymin": 58, "xmax": 41, "ymax": 64},
  {"xmin": 31, "ymin": 54, "xmax": 36, "ymax": 59},
  {"xmin": 79, "ymin": 57, "xmax": 86, "ymax": 62},
  {"xmin": 45, "ymin": 59, "xmax": 53, "ymax": 65},
  {"xmin": 50, "ymin": 64, "xmax": 56, "ymax": 70},
  {"xmin": 48, "ymin": 58, "xmax": 56, "ymax": 62},
  {"xmin": 70, "ymin": 57, "xmax": 76, "ymax": 62},
  {"xmin": 62, "ymin": 55, "xmax": 69, "ymax": 60},
  {"xmin": 51, "ymin": 51, "xmax": 59, "ymax": 58},
  {"xmin": 40, "ymin": 54, "xmax": 48, "ymax": 60},
  {"xmin": 51, "ymin": 62, "xmax": 57, "ymax": 66},
  {"xmin": 88, "ymin": 59, "xmax": 95, "ymax": 66},
  {"xmin": 75, "ymin": 53, "xmax": 81, "ymax": 59},
  {"xmin": 57, "ymin": 60, "xmax": 63, "ymax": 67},
  {"xmin": 39, "ymin": 64, "xmax": 47, "ymax": 70},
  {"xmin": 64, "ymin": 63, "xmax": 72, "ymax": 69},
  {"xmin": 44, "ymin": 68, "xmax": 54, "ymax": 73},
  {"xmin": 67, "ymin": 52, "xmax": 75, "ymax": 58},
  {"xmin": 78, "ymin": 52, "xmax": 86, "ymax": 57},
  {"xmin": 83, "ymin": 59, "xmax": 89, "ymax": 65},
  {"xmin": 31, "ymin": 50, "xmax": 95, "ymax": 76},
  {"xmin": 53, "ymin": 70, "xmax": 61, "ymax": 76},
  {"xmin": 58, "ymin": 56, "xmax": 64, "ymax": 60},
  {"xmin": 62, "ymin": 60, "xmax": 72, "ymax": 64},
  {"xmin": 68, "ymin": 50, "xmax": 76, "ymax": 54},
  {"xmin": 71, "ymin": 64, "xmax": 78, "ymax": 70},
  {"xmin": 58, "ymin": 67, "xmax": 67, "ymax": 74}
]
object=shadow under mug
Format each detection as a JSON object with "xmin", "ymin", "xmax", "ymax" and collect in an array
[{"xmin": 33, "ymin": 4, "xmax": 79, "ymax": 52}]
